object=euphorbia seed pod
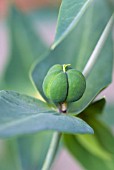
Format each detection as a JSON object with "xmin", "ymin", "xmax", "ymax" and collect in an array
[{"xmin": 43, "ymin": 64, "xmax": 86, "ymax": 104}]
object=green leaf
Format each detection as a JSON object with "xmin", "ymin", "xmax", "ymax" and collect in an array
[
  {"xmin": 1, "ymin": 6, "xmax": 47, "ymax": 95},
  {"xmin": 64, "ymin": 134, "xmax": 114, "ymax": 170},
  {"xmin": 78, "ymin": 100, "xmax": 114, "ymax": 154},
  {"xmin": 64, "ymin": 99, "xmax": 114, "ymax": 170},
  {"xmin": 8, "ymin": 7, "xmax": 47, "ymax": 66},
  {"xmin": 32, "ymin": 0, "xmax": 113, "ymax": 113},
  {"xmin": 100, "ymin": 104, "xmax": 114, "ymax": 127},
  {"xmin": 75, "ymin": 134, "xmax": 111, "ymax": 160},
  {"xmin": 0, "ymin": 91, "xmax": 93, "ymax": 137},
  {"xmin": 0, "ymin": 139, "xmax": 23, "ymax": 170},
  {"xmin": 78, "ymin": 97, "xmax": 106, "ymax": 117},
  {"xmin": 82, "ymin": 117, "xmax": 114, "ymax": 155},
  {"xmin": 54, "ymin": 0, "xmax": 93, "ymax": 47}
]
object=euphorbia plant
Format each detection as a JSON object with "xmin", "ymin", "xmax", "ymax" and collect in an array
[{"xmin": 0, "ymin": 0, "xmax": 114, "ymax": 170}]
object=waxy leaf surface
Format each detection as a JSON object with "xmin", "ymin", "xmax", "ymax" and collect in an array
[
  {"xmin": 54, "ymin": 0, "xmax": 93, "ymax": 46},
  {"xmin": 0, "ymin": 91, "xmax": 93, "ymax": 137}
]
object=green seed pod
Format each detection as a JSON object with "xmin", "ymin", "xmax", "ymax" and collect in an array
[{"xmin": 43, "ymin": 64, "xmax": 86, "ymax": 104}]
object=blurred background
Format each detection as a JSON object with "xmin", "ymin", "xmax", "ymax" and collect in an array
[{"xmin": 0, "ymin": 0, "xmax": 114, "ymax": 170}]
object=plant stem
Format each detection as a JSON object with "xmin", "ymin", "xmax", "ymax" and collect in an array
[
  {"xmin": 42, "ymin": 132, "xmax": 61, "ymax": 170},
  {"xmin": 83, "ymin": 13, "xmax": 114, "ymax": 77},
  {"xmin": 42, "ymin": 103, "xmax": 67, "ymax": 170}
]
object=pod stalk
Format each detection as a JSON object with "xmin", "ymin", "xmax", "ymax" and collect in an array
[{"xmin": 63, "ymin": 64, "xmax": 71, "ymax": 72}]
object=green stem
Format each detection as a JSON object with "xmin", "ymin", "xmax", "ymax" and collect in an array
[
  {"xmin": 83, "ymin": 13, "xmax": 114, "ymax": 77},
  {"xmin": 42, "ymin": 132, "xmax": 61, "ymax": 170}
]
